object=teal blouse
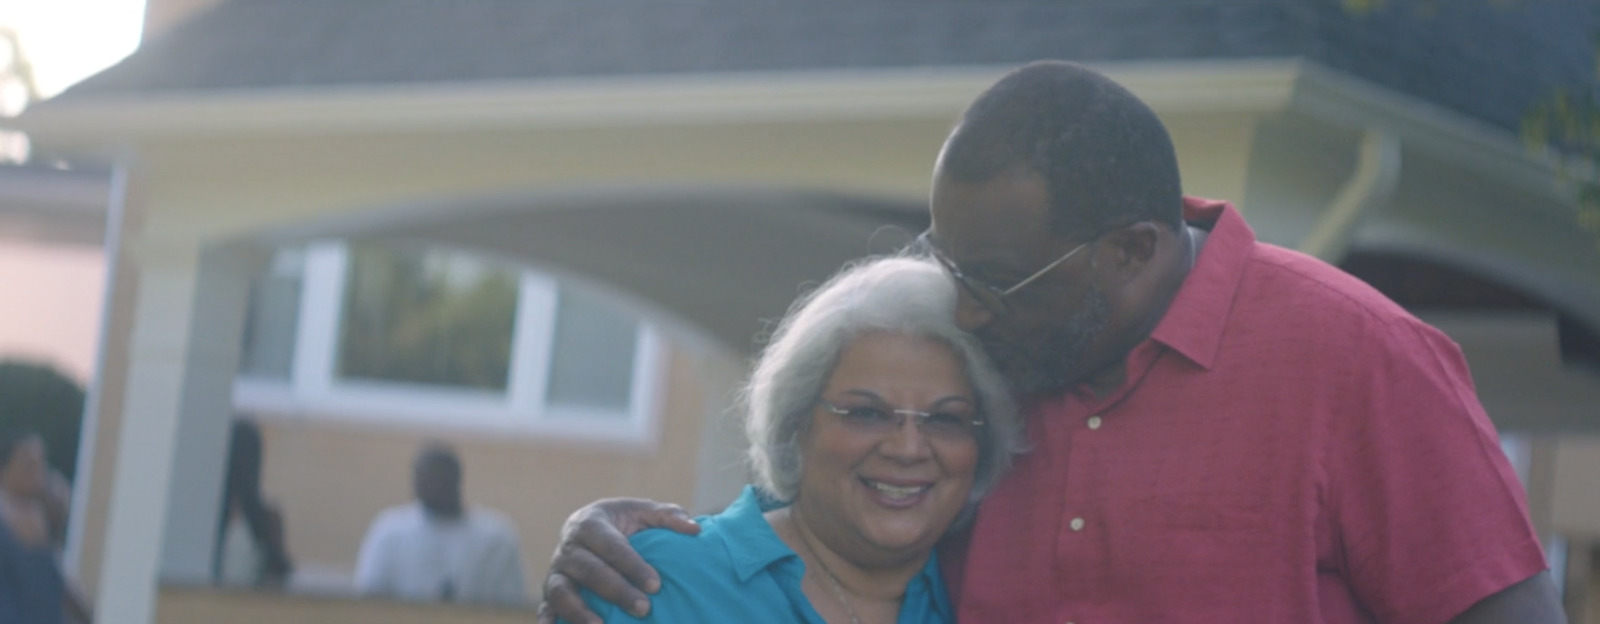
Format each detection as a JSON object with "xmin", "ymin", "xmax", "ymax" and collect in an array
[{"xmin": 574, "ymin": 486, "xmax": 955, "ymax": 624}]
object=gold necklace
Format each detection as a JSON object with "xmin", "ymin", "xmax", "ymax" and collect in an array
[{"xmin": 790, "ymin": 519, "xmax": 866, "ymax": 624}]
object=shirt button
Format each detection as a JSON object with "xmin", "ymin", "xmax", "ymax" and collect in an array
[
  {"xmin": 1069, "ymin": 517, "xmax": 1085, "ymax": 531},
  {"xmin": 1086, "ymin": 416, "xmax": 1102, "ymax": 430}
]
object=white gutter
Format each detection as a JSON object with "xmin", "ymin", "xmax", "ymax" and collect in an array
[
  {"xmin": 15, "ymin": 58, "xmax": 1563, "ymax": 205},
  {"xmin": 1289, "ymin": 62, "xmax": 1566, "ymax": 212},
  {"xmin": 1299, "ymin": 129, "xmax": 1402, "ymax": 261}
]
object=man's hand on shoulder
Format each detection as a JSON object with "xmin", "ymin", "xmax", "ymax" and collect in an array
[{"xmin": 537, "ymin": 497, "xmax": 700, "ymax": 624}]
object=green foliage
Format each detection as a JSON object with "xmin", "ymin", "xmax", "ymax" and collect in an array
[
  {"xmin": 1342, "ymin": 0, "xmax": 1530, "ymax": 17},
  {"xmin": 1341, "ymin": 0, "xmax": 1383, "ymax": 14},
  {"xmin": 337, "ymin": 242, "xmax": 519, "ymax": 390},
  {"xmin": 0, "ymin": 361, "xmax": 85, "ymax": 481},
  {"xmin": 1523, "ymin": 87, "xmax": 1600, "ymax": 249}
]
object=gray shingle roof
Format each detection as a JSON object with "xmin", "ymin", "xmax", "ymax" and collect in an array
[{"xmin": 55, "ymin": 0, "xmax": 1600, "ymax": 132}]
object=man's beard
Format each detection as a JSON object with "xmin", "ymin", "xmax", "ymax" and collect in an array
[{"xmin": 985, "ymin": 285, "xmax": 1110, "ymax": 397}]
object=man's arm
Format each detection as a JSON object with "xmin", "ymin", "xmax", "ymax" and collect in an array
[
  {"xmin": 1332, "ymin": 319, "xmax": 1557, "ymax": 623},
  {"xmin": 535, "ymin": 498, "xmax": 700, "ymax": 624},
  {"xmin": 1446, "ymin": 571, "xmax": 1565, "ymax": 624}
]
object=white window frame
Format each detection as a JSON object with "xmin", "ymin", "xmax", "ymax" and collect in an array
[{"xmin": 232, "ymin": 240, "xmax": 664, "ymax": 446}]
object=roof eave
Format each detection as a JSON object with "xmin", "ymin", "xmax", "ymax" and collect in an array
[
  {"xmin": 1290, "ymin": 62, "xmax": 1568, "ymax": 206},
  {"xmin": 12, "ymin": 60, "xmax": 1303, "ymax": 145},
  {"xmin": 11, "ymin": 58, "xmax": 1565, "ymax": 201}
]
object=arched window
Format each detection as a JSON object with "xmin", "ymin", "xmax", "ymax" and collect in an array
[{"xmin": 233, "ymin": 241, "xmax": 662, "ymax": 444}]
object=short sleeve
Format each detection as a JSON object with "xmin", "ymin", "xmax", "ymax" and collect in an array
[
  {"xmin": 569, "ymin": 530, "xmax": 704, "ymax": 624},
  {"xmin": 1329, "ymin": 319, "xmax": 1547, "ymax": 624}
]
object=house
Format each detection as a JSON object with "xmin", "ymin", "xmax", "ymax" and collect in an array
[{"xmin": 13, "ymin": 1, "xmax": 1600, "ymax": 622}]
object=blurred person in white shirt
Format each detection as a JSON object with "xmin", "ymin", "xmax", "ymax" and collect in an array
[{"xmin": 354, "ymin": 442, "xmax": 527, "ymax": 607}]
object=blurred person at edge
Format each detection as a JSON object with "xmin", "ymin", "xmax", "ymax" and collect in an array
[
  {"xmin": 355, "ymin": 442, "xmax": 528, "ymax": 607},
  {"xmin": 213, "ymin": 419, "xmax": 294, "ymax": 588},
  {"xmin": 0, "ymin": 430, "xmax": 92, "ymax": 624},
  {"xmin": 539, "ymin": 61, "xmax": 1563, "ymax": 624},
  {"xmin": 559, "ymin": 256, "xmax": 1023, "ymax": 623}
]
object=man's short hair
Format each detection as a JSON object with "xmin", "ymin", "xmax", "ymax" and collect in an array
[
  {"xmin": 414, "ymin": 442, "xmax": 461, "ymax": 475},
  {"xmin": 940, "ymin": 60, "xmax": 1185, "ymax": 238}
]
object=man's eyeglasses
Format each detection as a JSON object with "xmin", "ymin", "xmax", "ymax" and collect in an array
[
  {"xmin": 915, "ymin": 231, "xmax": 1097, "ymax": 315},
  {"xmin": 818, "ymin": 400, "xmax": 985, "ymax": 441}
]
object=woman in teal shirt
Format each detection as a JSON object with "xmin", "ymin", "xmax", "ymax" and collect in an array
[{"xmin": 574, "ymin": 256, "xmax": 1023, "ymax": 624}]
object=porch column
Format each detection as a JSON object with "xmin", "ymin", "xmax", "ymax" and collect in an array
[{"xmin": 93, "ymin": 231, "xmax": 259, "ymax": 623}]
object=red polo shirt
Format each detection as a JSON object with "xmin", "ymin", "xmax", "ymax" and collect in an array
[{"xmin": 946, "ymin": 198, "xmax": 1546, "ymax": 623}]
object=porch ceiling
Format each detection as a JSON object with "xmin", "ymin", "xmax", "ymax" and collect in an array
[
  {"xmin": 308, "ymin": 187, "xmax": 928, "ymax": 355},
  {"xmin": 1420, "ymin": 312, "xmax": 1600, "ymax": 434}
]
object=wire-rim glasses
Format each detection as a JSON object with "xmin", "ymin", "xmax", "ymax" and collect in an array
[
  {"xmin": 915, "ymin": 231, "xmax": 1097, "ymax": 315},
  {"xmin": 817, "ymin": 400, "xmax": 985, "ymax": 441}
]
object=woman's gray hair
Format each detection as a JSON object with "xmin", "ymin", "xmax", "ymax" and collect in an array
[{"xmin": 742, "ymin": 254, "xmax": 1025, "ymax": 506}]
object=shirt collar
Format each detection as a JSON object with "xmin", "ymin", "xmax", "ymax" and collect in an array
[
  {"xmin": 715, "ymin": 486, "xmax": 954, "ymax": 620},
  {"xmin": 913, "ymin": 548, "xmax": 955, "ymax": 621},
  {"xmin": 1147, "ymin": 196, "xmax": 1256, "ymax": 370},
  {"xmin": 718, "ymin": 486, "xmax": 801, "ymax": 582}
]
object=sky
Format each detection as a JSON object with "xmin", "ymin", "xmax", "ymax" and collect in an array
[
  {"xmin": 0, "ymin": 0, "xmax": 140, "ymax": 383},
  {"xmin": 2, "ymin": 0, "xmax": 145, "ymax": 97}
]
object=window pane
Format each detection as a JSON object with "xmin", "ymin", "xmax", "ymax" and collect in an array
[
  {"xmin": 239, "ymin": 247, "xmax": 305, "ymax": 380},
  {"xmin": 546, "ymin": 286, "xmax": 638, "ymax": 412},
  {"xmin": 337, "ymin": 243, "xmax": 518, "ymax": 391}
]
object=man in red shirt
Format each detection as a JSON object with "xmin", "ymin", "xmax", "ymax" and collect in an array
[{"xmin": 539, "ymin": 61, "xmax": 1564, "ymax": 623}]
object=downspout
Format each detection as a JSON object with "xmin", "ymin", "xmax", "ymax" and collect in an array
[{"xmin": 1299, "ymin": 129, "xmax": 1402, "ymax": 261}]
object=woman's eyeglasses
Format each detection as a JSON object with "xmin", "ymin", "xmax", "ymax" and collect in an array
[{"xmin": 817, "ymin": 400, "xmax": 984, "ymax": 440}]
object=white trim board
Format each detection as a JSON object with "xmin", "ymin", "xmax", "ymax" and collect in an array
[{"xmin": 18, "ymin": 59, "xmax": 1565, "ymax": 204}]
